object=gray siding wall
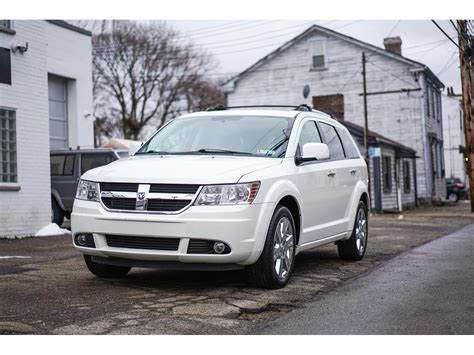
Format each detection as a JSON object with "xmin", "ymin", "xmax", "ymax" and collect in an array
[{"xmin": 227, "ymin": 29, "xmax": 443, "ymax": 200}]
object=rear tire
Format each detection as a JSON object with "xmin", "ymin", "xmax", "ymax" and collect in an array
[
  {"xmin": 247, "ymin": 205, "xmax": 296, "ymax": 289},
  {"xmin": 337, "ymin": 201, "xmax": 368, "ymax": 261},
  {"xmin": 83, "ymin": 255, "xmax": 131, "ymax": 278},
  {"xmin": 51, "ymin": 199, "xmax": 64, "ymax": 226}
]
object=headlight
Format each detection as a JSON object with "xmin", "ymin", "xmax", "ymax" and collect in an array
[
  {"xmin": 76, "ymin": 180, "xmax": 99, "ymax": 202},
  {"xmin": 195, "ymin": 182, "xmax": 260, "ymax": 206}
]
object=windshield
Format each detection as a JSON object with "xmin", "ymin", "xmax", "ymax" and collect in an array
[{"xmin": 138, "ymin": 115, "xmax": 294, "ymax": 158}]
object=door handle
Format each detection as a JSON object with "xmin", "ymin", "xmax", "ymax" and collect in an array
[
  {"xmin": 327, "ymin": 171, "xmax": 336, "ymax": 177},
  {"xmin": 350, "ymin": 169, "xmax": 357, "ymax": 175}
]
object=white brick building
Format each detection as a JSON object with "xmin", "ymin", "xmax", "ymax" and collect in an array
[
  {"xmin": 442, "ymin": 92, "xmax": 467, "ymax": 183},
  {"xmin": 0, "ymin": 20, "xmax": 93, "ymax": 237},
  {"xmin": 223, "ymin": 24, "xmax": 446, "ymax": 206}
]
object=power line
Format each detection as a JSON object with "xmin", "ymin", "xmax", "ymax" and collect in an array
[
  {"xmin": 436, "ymin": 50, "xmax": 458, "ymax": 76},
  {"xmin": 195, "ymin": 20, "xmax": 329, "ymax": 48},
  {"xmin": 366, "ymin": 58, "xmax": 418, "ymax": 88},
  {"xmin": 431, "ymin": 20, "xmax": 461, "ymax": 50},
  {"xmin": 386, "ymin": 20, "xmax": 401, "ymax": 37}
]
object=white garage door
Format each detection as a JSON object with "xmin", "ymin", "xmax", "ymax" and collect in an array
[{"xmin": 48, "ymin": 75, "xmax": 68, "ymax": 149}]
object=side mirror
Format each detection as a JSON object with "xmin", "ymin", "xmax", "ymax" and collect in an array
[
  {"xmin": 128, "ymin": 142, "xmax": 143, "ymax": 156},
  {"xmin": 297, "ymin": 143, "xmax": 330, "ymax": 164}
]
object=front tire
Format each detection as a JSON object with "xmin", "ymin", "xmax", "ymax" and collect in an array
[
  {"xmin": 337, "ymin": 201, "xmax": 368, "ymax": 261},
  {"xmin": 448, "ymin": 192, "xmax": 459, "ymax": 203},
  {"xmin": 248, "ymin": 205, "xmax": 296, "ymax": 289},
  {"xmin": 83, "ymin": 255, "xmax": 131, "ymax": 278}
]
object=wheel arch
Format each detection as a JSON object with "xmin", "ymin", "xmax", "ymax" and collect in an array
[
  {"xmin": 51, "ymin": 189, "xmax": 66, "ymax": 212},
  {"xmin": 277, "ymin": 195, "xmax": 302, "ymax": 246}
]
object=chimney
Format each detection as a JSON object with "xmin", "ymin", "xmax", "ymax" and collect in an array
[{"xmin": 383, "ymin": 36, "xmax": 402, "ymax": 55}]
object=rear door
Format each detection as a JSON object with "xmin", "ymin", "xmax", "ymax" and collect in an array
[{"xmin": 51, "ymin": 153, "xmax": 77, "ymax": 210}]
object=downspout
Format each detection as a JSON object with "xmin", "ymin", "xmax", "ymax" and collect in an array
[{"xmin": 418, "ymin": 72, "xmax": 431, "ymax": 202}]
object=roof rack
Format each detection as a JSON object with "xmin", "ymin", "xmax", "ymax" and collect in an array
[{"xmin": 206, "ymin": 104, "xmax": 315, "ymax": 112}]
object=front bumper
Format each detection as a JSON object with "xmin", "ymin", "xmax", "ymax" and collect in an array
[{"xmin": 71, "ymin": 199, "xmax": 276, "ymax": 266}]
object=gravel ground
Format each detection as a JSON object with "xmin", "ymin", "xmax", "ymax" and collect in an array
[{"xmin": 0, "ymin": 203, "xmax": 473, "ymax": 334}]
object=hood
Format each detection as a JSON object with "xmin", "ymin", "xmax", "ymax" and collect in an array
[{"xmin": 82, "ymin": 155, "xmax": 282, "ymax": 184}]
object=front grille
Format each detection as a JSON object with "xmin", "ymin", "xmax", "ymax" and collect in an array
[
  {"xmin": 99, "ymin": 182, "xmax": 200, "ymax": 213},
  {"xmin": 102, "ymin": 197, "xmax": 136, "ymax": 210},
  {"xmin": 106, "ymin": 235, "xmax": 180, "ymax": 251},
  {"xmin": 149, "ymin": 184, "xmax": 199, "ymax": 194},
  {"xmin": 147, "ymin": 199, "xmax": 191, "ymax": 212},
  {"xmin": 100, "ymin": 182, "xmax": 139, "ymax": 192}
]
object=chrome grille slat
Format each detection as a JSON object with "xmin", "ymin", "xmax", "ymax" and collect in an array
[{"xmin": 99, "ymin": 182, "xmax": 201, "ymax": 214}]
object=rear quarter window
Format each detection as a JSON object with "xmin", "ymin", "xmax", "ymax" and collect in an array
[
  {"xmin": 50, "ymin": 154, "xmax": 75, "ymax": 175},
  {"xmin": 336, "ymin": 127, "xmax": 361, "ymax": 159},
  {"xmin": 81, "ymin": 153, "xmax": 114, "ymax": 175}
]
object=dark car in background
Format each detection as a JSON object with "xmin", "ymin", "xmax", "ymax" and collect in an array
[
  {"xmin": 446, "ymin": 177, "xmax": 467, "ymax": 203},
  {"xmin": 50, "ymin": 148, "xmax": 128, "ymax": 225}
]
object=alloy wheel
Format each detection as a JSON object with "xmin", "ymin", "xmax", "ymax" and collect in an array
[
  {"xmin": 272, "ymin": 216, "xmax": 294, "ymax": 281},
  {"xmin": 355, "ymin": 208, "xmax": 367, "ymax": 253}
]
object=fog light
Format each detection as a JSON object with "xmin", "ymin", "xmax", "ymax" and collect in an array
[
  {"xmin": 213, "ymin": 242, "xmax": 226, "ymax": 254},
  {"xmin": 76, "ymin": 234, "xmax": 88, "ymax": 246}
]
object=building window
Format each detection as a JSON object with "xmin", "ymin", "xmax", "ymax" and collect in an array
[
  {"xmin": 0, "ymin": 20, "xmax": 15, "ymax": 35},
  {"xmin": 0, "ymin": 108, "xmax": 17, "ymax": 183},
  {"xmin": 313, "ymin": 94, "xmax": 344, "ymax": 119},
  {"xmin": 0, "ymin": 47, "xmax": 12, "ymax": 85},
  {"xmin": 403, "ymin": 161, "xmax": 411, "ymax": 193},
  {"xmin": 426, "ymin": 87, "xmax": 431, "ymax": 117},
  {"xmin": 430, "ymin": 88, "xmax": 436, "ymax": 118},
  {"xmin": 0, "ymin": 20, "xmax": 11, "ymax": 29},
  {"xmin": 382, "ymin": 155, "xmax": 392, "ymax": 192},
  {"xmin": 310, "ymin": 39, "xmax": 326, "ymax": 70}
]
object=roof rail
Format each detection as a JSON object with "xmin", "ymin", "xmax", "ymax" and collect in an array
[{"xmin": 206, "ymin": 104, "xmax": 314, "ymax": 112}]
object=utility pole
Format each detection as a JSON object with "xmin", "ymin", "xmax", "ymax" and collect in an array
[
  {"xmin": 457, "ymin": 20, "xmax": 474, "ymax": 212},
  {"xmin": 362, "ymin": 52, "xmax": 371, "ymax": 200}
]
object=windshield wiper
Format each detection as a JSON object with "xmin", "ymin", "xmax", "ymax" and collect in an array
[
  {"xmin": 135, "ymin": 150, "xmax": 170, "ymax": 155},
  {"xmin": 196, "ymin": 148, "xmax": 254, "ymax": 156}
]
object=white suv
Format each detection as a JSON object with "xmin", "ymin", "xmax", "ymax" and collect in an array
[{"xmin": 72, "ymin": 106, "xmax": 369, "ymax": 288}]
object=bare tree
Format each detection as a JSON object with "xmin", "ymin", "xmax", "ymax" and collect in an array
[
  {"xmin": 184, "ymin": 78, "xmax": 227, "ymax": 112},
  {"xmin": 93, "ymin": 21, "xmax": 213, "ymax": 140}
]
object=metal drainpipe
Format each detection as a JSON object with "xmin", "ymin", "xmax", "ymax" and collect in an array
[{"xmin": 419, "ymin": 72, "xmax": 430, "ymax": 203}]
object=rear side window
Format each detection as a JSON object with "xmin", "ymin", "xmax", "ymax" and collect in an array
[
  {"xmin": 297, "ymin": 121, "xmax": 322, "ymax": 154},
  {"xmin": 50, "ymin": 154, "xmax": 75, "ymax": 175},
  {"xmin": 81, "ymin": 153, "xmax": 114, "ymax": 175},
  {"xmin": 319, "ymin": 122, "xmax": 345, "ymax": 160},
  {"xmin": 336, "ymin": 127, "xmax": 360, "ymax": 159}
]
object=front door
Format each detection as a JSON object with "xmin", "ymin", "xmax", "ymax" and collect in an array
[{"xmin": 293, "ymin": 119, "xmax": 338, "ymax": 244}]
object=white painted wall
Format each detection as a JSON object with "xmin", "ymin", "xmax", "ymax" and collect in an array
[
  {"xmin": 442, "ymin": 94, "xmax": 466, "ymax": 182},
  {"xmin": 45, "ymin": 22, "xmax": 94, "ymax": 149},
  {"xmin": 225, "ymin": 28, "xmax": 445, "ymax": 200},
  {"xmin": 0, "ymin": 21, "xmax": 92, "ymax": 237}
]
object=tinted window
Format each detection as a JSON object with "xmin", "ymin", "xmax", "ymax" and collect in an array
[
  {"xmin": 319, "ymin": 122, "xmax": 345, "ymax": 160},
  {"xmin": 81, "ymin": 153, "xmax": 114, "ymax": 175},
  {"xmin": 51, "ymin": 154, "xmax": 75, "ymax": 175},
  {"xmin": 337, "ymin": 127, "xmax": 360, "ymax": 159},
  {"xmin": 297, "ymin": 121, "xmax": 322, "ymax": 154}
]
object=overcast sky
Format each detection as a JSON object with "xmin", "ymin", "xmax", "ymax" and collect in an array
[{"xmin": 165, "ymin": 20, "xmax": 461, "ymax": 92}]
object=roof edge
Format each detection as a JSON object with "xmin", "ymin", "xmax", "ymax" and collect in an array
[{"xmin": 46, "ymin": 20, "xmax": 92, "ymax": 37}]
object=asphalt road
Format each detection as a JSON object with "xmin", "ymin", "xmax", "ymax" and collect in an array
[{"xmin": 260, "ymin": 222, "xmax": 474, "ymax": 334}]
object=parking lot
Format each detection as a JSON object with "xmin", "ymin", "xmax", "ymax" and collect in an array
[{"xmin": 1, "ymin": 203, "xmax": 473, "ymax": 335}]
